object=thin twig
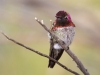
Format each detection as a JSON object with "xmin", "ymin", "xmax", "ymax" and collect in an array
[
  {"xmin": 0, "ymin": 30, "xmax": 80, "ymax": 75},
  {"xmin": 35, "ymin": 17, "xmax": 90, "ymax": 75}
]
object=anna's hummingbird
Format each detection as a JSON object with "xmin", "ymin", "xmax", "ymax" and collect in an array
[{"xmin": 48, "ymin": 10, "xmax": 75, "ymax": 68}]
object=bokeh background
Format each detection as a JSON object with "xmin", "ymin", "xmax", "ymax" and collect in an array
[{"xmin": 0, "ymin": 0, "xmax": 100, "ymax": 75}]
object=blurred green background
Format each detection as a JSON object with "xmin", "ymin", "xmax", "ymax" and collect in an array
[{"xmin": 0, "ymin": 0, "xmax": 100, "ymax": 75}]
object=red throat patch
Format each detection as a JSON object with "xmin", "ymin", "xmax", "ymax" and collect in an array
[{"xmin": 51, "ymin": 21, "xmax": 75, "ymax": 31}]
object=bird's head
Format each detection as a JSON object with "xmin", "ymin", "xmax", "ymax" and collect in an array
[{"xmin": 55, "ymin": 10, "xmax": 73, "ymax": 26}]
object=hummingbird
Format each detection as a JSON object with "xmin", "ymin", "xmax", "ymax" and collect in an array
[{"xmin": 48, "ymin": 10, "xmax": 75, "ymax": 68}]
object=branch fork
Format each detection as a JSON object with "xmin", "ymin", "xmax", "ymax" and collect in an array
[{"xmin": 0, "ymin": 17, "xmax": 90, "ymax": 75}]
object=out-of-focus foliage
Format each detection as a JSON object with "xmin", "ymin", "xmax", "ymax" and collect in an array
[{"xmin": 0, "ymin": 0, "xmax": 100, "ymax": 75}]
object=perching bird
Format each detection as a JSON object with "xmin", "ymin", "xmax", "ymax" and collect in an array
[{"xmin": 48, "ymin": 10, "xmax": 75, "ymax": 68}]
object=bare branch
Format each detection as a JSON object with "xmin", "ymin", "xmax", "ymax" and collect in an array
[
  {"xmin": 0, "ymin": 30, "xmax": 80, "ymax": 75},
  {"xmin": 35, "ymin": 17, "xmax": 90, "ymax": 75}
]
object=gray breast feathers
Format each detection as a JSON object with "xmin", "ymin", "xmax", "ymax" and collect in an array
[{"xmin": 53, "ymin": 26, "xmax": 75, "ymax": 47}]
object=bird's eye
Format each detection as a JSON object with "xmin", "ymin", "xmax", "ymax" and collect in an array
[
  {"xmin": 57, "ymin": 17, "xmax": 60, "ymax": 18},
  {"xmin": 56, "ymin": 16, "xmax": 61, "ymax": 18},
  {"xmin": 64, "ymin": 16, "xmax": 67, "ymax": 19}
]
